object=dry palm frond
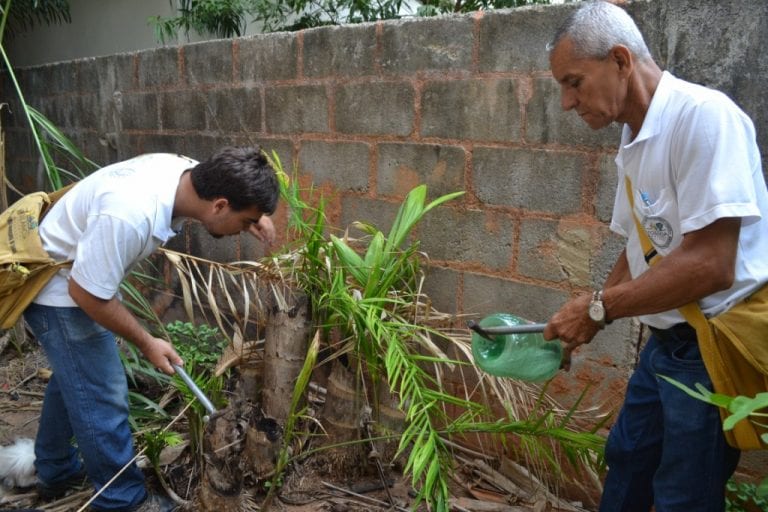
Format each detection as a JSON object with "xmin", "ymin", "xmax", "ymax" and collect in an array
[{"xmin": 159, "ymin": 247, "xmax": 280, "ymax": 346}]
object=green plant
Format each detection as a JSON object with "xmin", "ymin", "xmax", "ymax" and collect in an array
[
  {"xmin": 0, "ymin": 0, "xmax": 70, "ymax": 43},
  {"xmin": 417, "ymin": 0, "xmax": 550, "ymax": 17},
  {"xmin": 165, "ymin": 320, "xmax": 227, "ymax": 373},
  {"xmin": 141, "ymin": 428, "xmax": 185, "ymax": 470},
  {"xmin": 1, "ymin": 0, "xmax": 95, "ymax": 191},
  {"xmin": 265, "ymin": 151, "xmax": 605, "ymax": 511},
  {"xmin": 149, "ymin": 0, "xmax": 253, "ymax": 44},
  {"xmin": 659, "ymin": 376, "xmax": 768, "ymax": 506},
  {"xmin": 149, "ymin": 0, "xmax": 554, "ymax": 37},
  {"xmin": 727, "ymin": 478, "xmax": 768, "ymax": 512},
  {"xmin": 172, "ymin": 367, "xmax": 225, "ymax": 458}
]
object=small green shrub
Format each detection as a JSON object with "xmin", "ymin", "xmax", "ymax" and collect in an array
[
  {"xmin": 165, "ymin": 321, "xmax": 227, "ymax": 373},
  {"xmin": 727, "ymin": 479, "xmax": 768, "ymax": 512}
]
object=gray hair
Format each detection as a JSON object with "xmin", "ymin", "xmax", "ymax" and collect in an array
[{"xmin": 549, "ymin": 1, "xmax": 651, "ymax": 61}]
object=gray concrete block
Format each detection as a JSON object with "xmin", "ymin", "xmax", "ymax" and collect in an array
[
  {"xmin": 240, "ymin": 230, "xmax": 271, "ymax": 261},
  {"xmin": 187, "ymin": 221, "xmax": 239, "ymax": 264},
  {"xmin": 138, "ymin": 47, "xmax": 180, "ymax": 88},
  {"xmin": 178, "ymin": 134, "xmax": 242, "ymax": 162},
  {"xmin": 118, "ymin": 92, "xmax": 159, "ymax": 131},
  {"xmin": 518, "ymin": 217, "xmax": 597, "ymax": 288},
  {"xmin": 380, "ymin": 16, "xmax": 473, "ymax": 74},
  {"xmin": 478, "ymin": 5, "xmax": 573, "ymax": 73},
  {"xmin": 422, "ymin": 79, "xmax": 521, "ymax": 142},
  {"xmin": 19, "ymin": 63, "xmax": 75, "ymax": 97},
  {"xmin": 238, "ymin": 33, "xmax": 298, "ymax": 82},
  {"xmin": 139, "ymin": 134, "xmax": 188, "ymax": 156},
  {"xmin": 423, "ymin": 264, "xmax": 461, "ymax": 315},
  {"xmin": 472, "ymin": 147, "xmax": 584, "ymax": 214},
  {"xmin": 50, "ymin": 63, "xmax": 78, "ymax": 95},
  {"xmin": 115, "ymin": 133, "xmax": 142, "ymax": 161},
  {"xmin": 591, "ymin": 227, "xmax": 626, "ymax": 290},
  {"xmin": 5, "ymin": 130, "xmax": 34, "ymax": 158},
  {"xmin": 160, "ymin": 90, "xmax": 206, "ymax": 131},
  {"xmin": 184, "ymin": 40, "xmax": 234, "ymax": 86},
  {"xmin": 37, "ymin": 96, "xmax": 73, "ymax": 129},
  {"xmin": 526, "ymin": 77, "xmax": 620, "ymax": 147},
  {"xmin": 303, "ymin": 24, "xmax": 376, "ymax": 78},
  {"xmin": 597, "ymin": 154, "xmax": 619, "ymax": 224},
  {"xmin": 339, "ymin": 195, "xmax": 401, "ymax": 236},
  {"xmin": 204, "ymin": 86, "xmax": 261, "ymax": 133},
  {"xmin": 77, "ymin": 93, "xmax": 100, "ymax": 131},
  {"xmin": 2, "ymin": 97, "xmax": 27, "ymax": 130},
  {"xmin": 92, "ymin": 53, "xmax": 136, "ymax": 94},
  {"xmin": 298, "ymin": 141, "xmax": 370, "ymax": 192},
  {"xmin": 74, "ymin": 132, "xmax": 112, "ymax": 168},
  {"xmin": 418, "ymin": 207, "xmax": 513, "ymax": 270},
  {"xmin": 335, "ymin": 82, "xmax": 414, "ymax": 136},
  {"xmin": 377, "ymin": 143, "xmax": 465, "ymax": 200},
  {"xmin": 163, "ymin": 225, "xmax": 192, "ymax": 254},
  {"xmin": 243, "ymin": 138, "xmax": 294, "ymax": 176},
  {"xmin": 77, "ymin": 58, "xmax": 100, "ymax": 93},
  {"xmin": 265, "ymin": 84, "xmax": 328, "ymax": 134},
  {"xmin": 586, "ymin": 317, "xmax": 639, "ymax": 371},
  {"xmin": 462, "ymin": 272, "xmax": 568, "ymax": 323}
]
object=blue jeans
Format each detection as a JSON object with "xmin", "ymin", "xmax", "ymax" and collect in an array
[
  {"xmin": 25, "ymin": 303, "xmax": 147, "ymax": 511},
  {"xmin": 599, "ymin": 330, "xmax": 740, "ymax": 512}
]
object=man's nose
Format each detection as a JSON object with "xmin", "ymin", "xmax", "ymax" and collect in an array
[{"xmin": 561, "ymin": 88, "xmax": 577, "ymax": 111}]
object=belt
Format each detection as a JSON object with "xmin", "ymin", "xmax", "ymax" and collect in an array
[{"xmin": 648, "ymin": 322, "xmax": 698, "ymax": 342}]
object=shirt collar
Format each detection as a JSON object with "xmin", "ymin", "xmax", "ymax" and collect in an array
[
  {"xmin": 154, "ymin": 160, "xmax": 194, "ymax": 242},
  {"xmin": 621, "ymin": 70, "xmax": 675, "ymax": 148}
]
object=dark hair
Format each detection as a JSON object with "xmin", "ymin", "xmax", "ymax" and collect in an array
[{"xmin": 190, "ymin": 146, "xmax": 279, "ymax": 215}]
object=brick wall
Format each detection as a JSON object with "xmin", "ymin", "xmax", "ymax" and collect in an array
[{"xmin": 3, "ymin": 0, "xmax": 768, "ymax": 423}]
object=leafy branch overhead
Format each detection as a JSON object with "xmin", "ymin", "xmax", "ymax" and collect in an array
[
  {"xmin": 148, "ymin": 0, "xmax": 553, "ymax": 40},
  {"xmin": 0, "ymin": 0, "xmax": 70, "ymax": 42}
]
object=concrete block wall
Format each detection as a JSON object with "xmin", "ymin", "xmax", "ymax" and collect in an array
[{"xmin": 3, "ymin": 0, "xmax": 768, "ymax": 420}]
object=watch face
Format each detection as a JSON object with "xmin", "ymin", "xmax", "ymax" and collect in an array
[{"xmin": 588, "ymin": 302, "xmax": 605, "ymax": 322}]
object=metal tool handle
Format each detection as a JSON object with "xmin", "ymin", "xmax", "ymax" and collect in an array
[
  {"xmin": 467, "ymin": 319, "xmax": 546, "ymax": 338},
  {"xmin": 172, "ymin": 363, "xmax": 216, "ymax": 416}
]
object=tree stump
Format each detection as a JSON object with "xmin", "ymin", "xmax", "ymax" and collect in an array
[{"xmin": 261, "ymin": 286, "xmax": 312, "ymax": 423}]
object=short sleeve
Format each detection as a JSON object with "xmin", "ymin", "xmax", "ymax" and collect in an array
[
  {"xmin": 673, "ymin": 99, "xmax": 761, "ymax": 234},
  {"xmin": 69, "ymin": 214, "xmax": 150, "ymax": 299}
]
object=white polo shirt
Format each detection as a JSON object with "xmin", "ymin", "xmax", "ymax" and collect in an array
[
  {"xmin": 34, "ymin": 153, "xmax": 197, "ymax": 307},
  {"xmin": 611, "ymin": 72, "xmax": 768, "ymax": 328}
]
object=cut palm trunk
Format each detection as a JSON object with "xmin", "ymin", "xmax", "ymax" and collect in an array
[
  {"xmin": 316, "ymin": 359, "xmax": 408, "ymax": 479},
  {"xmin": 261, "ymin": 285, "xmax": 312, "ymax": 422},
  {"xmin": 197, "ymin": 403, "xmax": 256, "ymax": 511},
  {"xmin": 317, "ymin": 359, "xmax": 367, "ymax": 474}
]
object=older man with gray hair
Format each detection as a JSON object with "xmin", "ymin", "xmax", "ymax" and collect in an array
[{"xmin": 545, "ymin": 1, "xmax": 767, "ymax": 511}]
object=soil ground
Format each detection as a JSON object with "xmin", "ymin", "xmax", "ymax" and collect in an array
[{"xmin": 0, "ymin": 334, "xmax": 551, "ymax": 512}]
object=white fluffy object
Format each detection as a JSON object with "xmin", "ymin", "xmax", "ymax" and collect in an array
[{"xmin": 0, "ymin": 438, "xmax": 36, "ymax": 488}]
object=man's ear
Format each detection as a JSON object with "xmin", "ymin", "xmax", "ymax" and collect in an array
[
  {"xmin": 610, "ymin": 45, "xmax": 633, "ymax": 77},
  {"xmin": 212, "ymin": 197, "xmax": 229, "ymax": 213}
]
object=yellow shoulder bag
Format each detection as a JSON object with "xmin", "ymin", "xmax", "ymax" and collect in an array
[
  {"xmin": 0, "ymin": 184, "xmax": 74, "ymax": 329},
  {"xmin": 625, "ymin": 176, "xmax": 768, "ymax": 450}
]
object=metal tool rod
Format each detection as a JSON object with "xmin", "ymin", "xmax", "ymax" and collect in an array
[
  {"xmin": 467, "ymin": 319, "xmax": 546, "ymax": 339},
  {"xmin": 172, "ymin": 363, "xmax": 216, "ymax": 416}
]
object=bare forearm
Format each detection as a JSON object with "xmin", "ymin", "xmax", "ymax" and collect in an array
[
  {"xmin": 602, "ymin": 218, "xmax": 739, "ymax": 322},
  {"xmin": 68, "ymin": 279, "xmax": 182, "ymax": 373}
]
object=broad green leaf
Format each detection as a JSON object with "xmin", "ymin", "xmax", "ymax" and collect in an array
[{"xmin": 329, "ymin": 235, "xmax": 367, "ymax": 285}]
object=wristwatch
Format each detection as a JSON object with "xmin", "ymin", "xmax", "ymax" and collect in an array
[{"xmin": 588, "ymin": 290, "xmax": 607, "ymax": 328}]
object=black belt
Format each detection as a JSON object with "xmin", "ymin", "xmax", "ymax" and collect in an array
[{"xmin": 648, "ymin": 322, "xmax": 697, "ymax": 342}]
